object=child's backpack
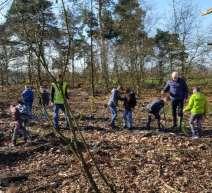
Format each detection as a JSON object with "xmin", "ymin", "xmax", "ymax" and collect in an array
[{"xmin": 129, "ymin": 92, "xmax": 137, "ymax": 108}]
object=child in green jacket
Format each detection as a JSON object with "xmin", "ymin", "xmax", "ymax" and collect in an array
[{"xmin": 183, "ymin": 87, "xmax": 208, "ymax": 138}]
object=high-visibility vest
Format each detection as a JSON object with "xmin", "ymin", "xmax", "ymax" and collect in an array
[{"xmin": 52, "ymin": 81, "xmax": 68, "ymax": 104}]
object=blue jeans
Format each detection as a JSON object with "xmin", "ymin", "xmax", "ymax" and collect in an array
[
  {"xmin": 53, "ymin": 104, "xmax": 68, "ymax": 129},
  {"xmin": 109, "ymin": 105, "xmax": 117, "ymax": 127},
  {"xmin": 123, "ymin": 109, "xmax": 132, "ymax": 129}
]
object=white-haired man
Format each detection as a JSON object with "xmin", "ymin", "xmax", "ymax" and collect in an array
[{"xmin": 162, "ymin": 71, "xmax": 188, "ymax": 130}]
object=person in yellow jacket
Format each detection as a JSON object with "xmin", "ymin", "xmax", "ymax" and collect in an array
[
  {"xmin": 183, "ymin": 87, "xmax": 208, "ymax": 139},
  {"xmin": 51, "ymin": 73, "xmax": 69, "ymax": 129}
]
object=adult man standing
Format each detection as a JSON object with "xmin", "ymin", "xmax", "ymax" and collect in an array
[
  {"xmin": 162, "ymin": 71, "xmax": 188, "ymax": 130},
  {"xmin": 51, "ymin": 73, "xmax": 69, "ymax": 129}
]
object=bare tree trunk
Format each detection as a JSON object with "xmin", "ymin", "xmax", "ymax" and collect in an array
[
  {"xmin": 158, "ymin": 60, "xmax": 164, "ymax": 85},
  {"xmin": 181, "ymin": 49, "xmax": 186, "ymax": 76},
  {"xmin": 0, "ymin": 63, "xmax": 4, "ymax": 91},
  {"xmin": 2, "ymin": 45, "xmax": 9, "ymax": 85},
  {"xmin": 71, "ymin": 54, "xmax": 75, "ymax": 88},
  {"xmin": 37, "ymin": 59, "xmax": 42, "ymax": 83},
  {"xmin": 98, "ymin": 0, "xmax": 109, "ymax": 89},
  {"xmin": 113, "ymin": 53, "xmax": 121, "ymax": 85},
  {"xmin": 90, "ymin": 0, "xmax": 95, "ymax": 96},
  {"xmin": 28, "ymin": 48, "xmax": 33, "ymax": 84},
  {"xmin": 101, "ymin": 40, "xmax": 109, "ymax": 89}
]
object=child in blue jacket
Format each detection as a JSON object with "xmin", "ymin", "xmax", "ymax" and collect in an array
[{"xmin": 21, "ymin": 85, "xmax": 34, "ymax": 114}]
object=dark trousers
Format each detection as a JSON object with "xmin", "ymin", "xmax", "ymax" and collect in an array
[
  {"xmin": 171, "ymin": 99, "xmax": 184, "ymax": 128},
  {"xmin": 146, "ymin": 111, "xmax": 161, "ymax": 129}
]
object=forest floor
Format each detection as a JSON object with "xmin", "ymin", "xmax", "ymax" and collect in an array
[{"xmin": 0, "ymin": 87, "xmax": 212, "ymax": 193}]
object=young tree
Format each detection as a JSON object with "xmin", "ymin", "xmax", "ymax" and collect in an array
[
  {"xmin": 154, "ymin": 29, "xmax": 184, "ymax": 84},
  {"xmin": 170, "ymin": 0, "xmax": 203, "ymax": 76},
  {"xmin": 6, "ymin": 0, "xmax": 58, "ymax": 82},
  {"xmin": 82, "ymin": 1, "xmax": 99, "ymax": 96},
  {"xmin": 0, "ymin": 25, "xmax": 18, "ymax": 86},
  {"xmin": 96, "ymin": 0, "xmax": 115, "ymax": 89},
  {"xmin": 113, "ymin": 0, "xmax": 147, "ymax": 91}
]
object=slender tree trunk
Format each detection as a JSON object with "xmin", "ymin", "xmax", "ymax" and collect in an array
[
  {"xmin": 71, "ymin": 54, "xmax": 75, "ymax": 88},
  {"xmin": 0, "ymin": 63, "xmax": 4, "ymax": 91},
  {"xmin": 37, "ymin": 59, "xmax": 42, "ymax": 83},
  {"xmin": 181, "ymin": 51, "xmax": 186, "ymax": 76},
  {"xmin": 28, "ymin": 62, "xmax": 32, "ymax": 84},
  {"xmin": 28, "ymin": 48, "xmax": 32, "ymax": 84},
  {"xmin": 98, "ymin": 0, "xmax": 109, "ymax": 89},
  {"xmin": 138, "ymin": 56, "xmax": 144, "ymax": 92},
  {"xmin": 158, "ymin": 60, "xmax": 164, "ymax": 85},
  {"xmin": 101, "ymin": 40, "xmax": 109, "ymax": 89},
  {"xmin": 158, "ymin": 47, "xmax": 165, "ymax": 85},
  {"xmin": 113, "ymin": 52, "xmax": 121, "ymax": 85},
  {"xmin": 90, "ymin": 0, "xmax": 95, "ymax": 96},
  {"xmin": 2, "ymin": 45, "xmax": 9, "ymax": 85},
  {"xmin": 169, "ymin": 53, "xmax": 173, "ymax": 73}
]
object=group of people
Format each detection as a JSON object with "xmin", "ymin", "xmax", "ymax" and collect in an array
[
  {"xmin": 108, "ymin": 71, "xmax": 208, "ymax": 139},
  {"xmin": 10, "ymin": 73, "xmax": 69, "ymax": 146},
  {"xmin": 10, "ymin": 85, "xmax": 34, "ymax": 146},
  {"xmin": 108, "ymin": 86, "xmax": 137, "ymax": 129},
  {"xmin": 9, "ymin": 71, "xmax": 208, "ymax": 146}
]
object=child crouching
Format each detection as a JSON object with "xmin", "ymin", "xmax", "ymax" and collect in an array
[{"xmin": 146, "ymin": 96, "xmax": 169, "ymax": 131}]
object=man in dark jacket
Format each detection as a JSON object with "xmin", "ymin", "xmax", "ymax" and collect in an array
[{"xmin": 162, "ymin": 71, "xmax": 188, "ymax": 129}]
